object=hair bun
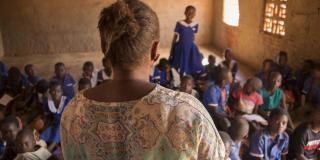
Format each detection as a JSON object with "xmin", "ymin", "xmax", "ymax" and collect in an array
[{"xmin": 99, "ymin": 0, "xmax": 140, "ymax": 40}]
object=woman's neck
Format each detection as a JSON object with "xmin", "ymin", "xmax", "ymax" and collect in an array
[{"xmin": 113, "ymin": 68, "xmax": 149, "ymax": 82}]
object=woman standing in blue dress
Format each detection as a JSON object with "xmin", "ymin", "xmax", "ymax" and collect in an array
[{"xmin": 170, "ymin": 5, "xmax": 204, "ymax": 76}]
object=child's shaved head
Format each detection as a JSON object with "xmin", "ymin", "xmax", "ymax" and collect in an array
[
  {"xmin": 228, "ymin": 117, "xmax": 249, "ymax": 142},
  {"xmin": 15, "ymin": 128, "xmax": 36, "ymax": 153},
  {"xmin": 251, "ymin": 77, "xmax": 263, "ymax": 91}
]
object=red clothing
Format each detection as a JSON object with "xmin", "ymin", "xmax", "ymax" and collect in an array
[{"xmin": 233, "ymin": 91, "xmax": 263, "ymax": 114}]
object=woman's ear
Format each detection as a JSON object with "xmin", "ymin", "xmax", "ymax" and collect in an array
[{"xmin": 150, "ymin": 41, "xmax": 160, "ymax": 63}]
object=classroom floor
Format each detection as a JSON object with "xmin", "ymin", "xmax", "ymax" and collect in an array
[{"xmin": 1, "ymin": 46, "xmax": 254, "ymax": 82}]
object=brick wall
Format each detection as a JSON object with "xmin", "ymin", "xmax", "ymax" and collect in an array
[{"xmin": 212, "ymin": 0, "xmax": 320, "ymax": 70}]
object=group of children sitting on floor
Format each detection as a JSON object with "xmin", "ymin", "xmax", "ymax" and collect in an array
[
  {"xmin": 150, "ymin": 49, "xmax": 320, "ymax": 160},
  {"xmin": 0, "ymin": 57, "xmax": 112, "ymax": 159},
  {"xmin": 0, "ymin": 48, "xmax": 318, "ymax": 160}
]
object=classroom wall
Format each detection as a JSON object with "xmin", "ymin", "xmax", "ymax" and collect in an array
[
  {"xmin": 0, "ymin": 0, "xmax": 214, "ymax": 56},
  {"xmin": 0, "ymin": 29, "xmax": 3, "ymax": 57},
  {"xmin": 212, "ymin": 0, "xmax": 320, "ymax": 69}
]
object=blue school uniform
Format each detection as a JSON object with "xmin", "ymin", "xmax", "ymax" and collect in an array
[
  {"xmin": 248, "ymin": 128, "xmax": 289, "ymax": 160},
  {"xmin": 203, "ymin": 84, "xmax": 230, "ymax": 113},
  {"xmin": 150, "ymin": 67, "xmax": 166, "ymax": 85},
  {"xmin": 0, "ymin": 61, "xmax": 8, "ymax": 77},
  {"xmin": 255, "ymin": 71, "xmax": 269, "ymax": 87},
  {"xmin": 51, "ymin": 74, "xmax": 75, "ymax": 98},
  {"xmin": 170, "ymin": 21, "xmax": 204, "ymax": 75},
  {"xmin": 302, "ymin": 77, "xmax": 320, "ymax": 106},
  {"xmin": 25, "ymin": 75, "xmax": 42, "ymax": 86},
  {"xmin": 41, "ymin": 96, "xmax": 70, "ymax": 144},
  {"xmin": 230, "ymin": 141, "xmax": 241, "ymax": 160},
  {"xmin": 276, "ymin": 65, "xmax": 293, "ymax": 81}
]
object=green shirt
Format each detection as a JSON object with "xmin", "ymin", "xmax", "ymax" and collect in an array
[{"xmin": 259, "ymin": 88, "xmax": 283, "ymax": 111}]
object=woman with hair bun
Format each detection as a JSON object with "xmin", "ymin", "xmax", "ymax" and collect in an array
[{"xmin": 61, "ymin": 0, "xmax": 225, "ymax": 159}]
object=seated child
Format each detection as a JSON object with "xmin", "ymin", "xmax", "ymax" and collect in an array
[
  {"xmin": 288, "ymin": 108, "xmax": 320, "ymax": 160},
  {"xmin": 24, "ymin": 64, "xmax": 42, "ymax": 87},
  {"xmin": 151, "ymin": 58, "xmax": 180, "ymax": 89},
  {"xmin": 203, "ymin": 68, "xmax": 232, "ymax": 131},
  {"xmin": 0, "ymin": 115, "xmax": 21, "ymax": 160},
  {"xmin": 276, "ymin": 51, "xmax": 293, "ymax": 82},
  {"xmin": 82, "ymin": 61, "xmax": 98, "ymax": 87},
  {"xmin": 228, "ymin": 117, "xmax": 249, "ymax": 160},
  {"xmin": 283, "ymin": 79, "xmax": 297, "ymax": 110},
  {"xmin": 255, "ymin": 59, "xmax": 274, "ymax": 87},
  {"xmin": 97, "ymin": 57, "xmax": 113, "ymax": 85},
  {"xmin": 220, "ymin": 48, "xmax": 238, "ymax": 80},
  {"xmin": 14, "ymin": 128, "xmax": 55, "ymax": 160},
  {"xmin": 295, "ymin": 59, "xmax": 314, "ymax": 92},
  {"xmin": 232, "ymin": 78, "xmax": 268, "ymax": 127},
  {"xmin": 0, "ymin": 61, "xmax": 8, "ymax": 77},
  {"xmin": 41, "ymin": 80, "xmax": 71, "ymax": 153},
  {"xmin": 248, "ymin": 108, "xmax": 289, "ymax": 160},
  {"xmin": 51, "ymin": 62, "xmax": 76, "ymax": 98},
  {"xmin": 233, "ymin": 78, "xmax": 263, "ymax": 115},
  {"xmin": 206, "ymin": 55, "xmax": 219, "ymax": 82},
  {"xmin": 301, "ymin": 64, "xmax": 320, "ymax": 108},
  {"xmin": 179, "ymin": 75, "xmax": 199, "ymax": 99},
  {"xmin": 219, "ymin": 131, "xmax": 232, "ymax": 160},
  {"xmin": 27, "ymin": 79, "xmax": 50, "ymax": 131},
  {"xmin": 259, "ymin": 71, "xmax": 294, "ymax": 129},
  {"xmin": 5, "ymin": 67, "xmax": 29, "ymax": 97},
  {"xmin": 259, "ymin": 71, "xmax": 285, "ymax": 114},
  {"xmin": 78, "ymin": 78, "xmax": 92, "ymax": 91}
]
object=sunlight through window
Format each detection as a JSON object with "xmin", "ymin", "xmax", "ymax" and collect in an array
[
  {"xmin": 263, "ymin": 0, "xmax": 287, "ymax": 36},
  {"xmin": 223, "ymin": 0, "xmax": 240, "ymax": 27}
]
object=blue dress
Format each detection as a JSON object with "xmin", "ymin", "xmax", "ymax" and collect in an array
[
  {"xmin": 41, "ymin": 96, "xmax": 70, "ymax": 144},
  {"xmin": 170, "ymin": 21, "xmax": 204, "ymax": 76}
]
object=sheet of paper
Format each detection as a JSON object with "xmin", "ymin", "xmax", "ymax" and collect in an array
[
  {"xmin": 0, "ymin": 94, "xmax": 13, "ymax": 106},
  {"xmin": 242, "ymin": 114, "xmax": 268, "ymax": 126}
]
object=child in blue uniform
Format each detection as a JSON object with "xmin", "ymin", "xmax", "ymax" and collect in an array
[
  {"xmin": 24, "ymin": 64, "xmax": 42, "ymax": 87},
  {"xmin": 51, "ymin": 62, "xmax": 75, "ymax": 98},
  {"xmin": 301, "ymin": 64, "xmax": 320, "ymax": 108},
  {"xmin": 41, "ymin": 80, "xmax": 70, "ymax": 153},
  {"xmin": 248, "ymin": 108, "xmax": 289, "ymax": 160},
  {"xmin": 151, "ymin": 58, "xmax": 180, "ymax": 89},
  {"xmin": 170, "ymin": 5, "xmax": 204, "ymax": 76},
  {"xmin": 203, "ymin": 68, "xmax": 232, "ymax": 131}
]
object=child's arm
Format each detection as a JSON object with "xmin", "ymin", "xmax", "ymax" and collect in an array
[
  {"xmin": 249, "ymin": 133, "xmax": 265, "ymax": 160},
  {"xmin": 209, "ymin": 105, "xmax": 230, "ymax": 118},
  {"xmin": 253, "ymin": 105, "xmax": 259, "ymax": 114},
  {"xmin": 48, "ymin": 141, "xmax": 57, "ymax": 152},
  {"xmin": 300, "ymin": 94, "xmax": 306, "ymax": 107},
  {"xmin": 296, "ymin": 154, "xmax": 308, "ymax": 160},
  {"xmin": 169, "ymin": 34, "xmax": 178, "ymax": 60},
  {"xmin": 281, "ymin": 95, "xmax": 295, "ymax": 129},
  {"xmin": 258, "ymin": 106, "xmax": 269, "ymax": 119}
]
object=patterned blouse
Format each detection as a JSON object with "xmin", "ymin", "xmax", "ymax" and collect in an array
[{"xmin": 60, "ymin": 85, "xmax": 225, "ymax": 160}]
